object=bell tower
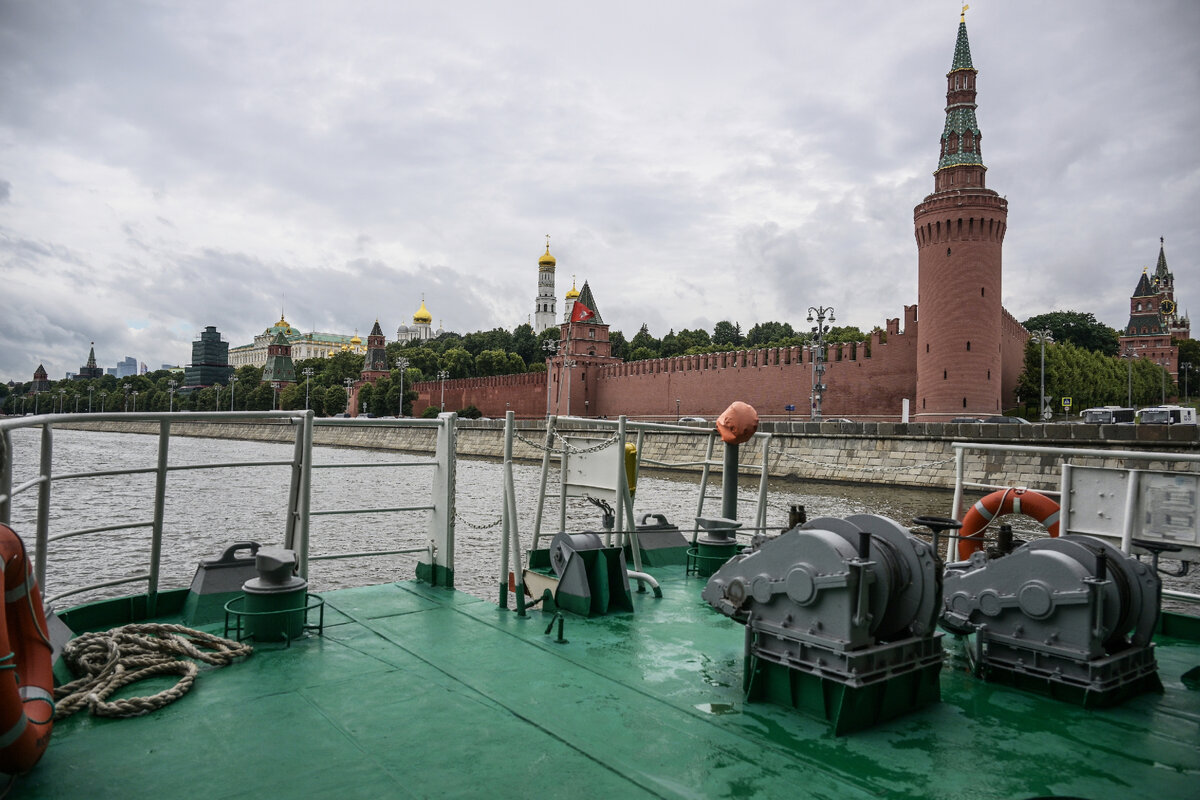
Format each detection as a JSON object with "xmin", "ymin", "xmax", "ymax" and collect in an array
[
  {"xmin": 534, "ymin": 236, "xmax": 557, "ymax": 333},
  {"xmin": 914, "ymin": 10, "xmax": 1008, "ymax": 419}
]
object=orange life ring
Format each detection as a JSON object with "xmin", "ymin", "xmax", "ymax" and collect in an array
[
  {"xmin": 0, "ymin": 523, "xmax": 54, "ymax": 774},
  {"xmin": 957, "ymin": 488, "xmax": 1060, "ymax": 561}
]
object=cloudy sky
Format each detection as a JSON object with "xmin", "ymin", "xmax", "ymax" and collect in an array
[{"xmin": 2, "ymin": 1, "xmax": 1197, "ymax": 381}]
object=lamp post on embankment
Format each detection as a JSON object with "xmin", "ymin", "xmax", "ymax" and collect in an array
[
  {"xmin": 437, "ymin": 371, "xmax": 449, "ymax": 411},
  {"xmin": 395, "ymin": 358, "xmax": 408, "ymax": 417},
  {"xmin": 302, "ymin": 367, "xmax": 314, "ymax": 411},
  {"xmin": 1182, "ymin": 362, "xmax": 1192, "ymax": 404},
  {"xmin": 807, "ymin": 306, "xmax": 834, "ymax": 420},
  {"xmin": 542, "ymin": 339, "xmax": 557, "ymax": 417},
  {"xmin": 1031, "ymin": 329, "xmax": 1053, "ymax": 421}
]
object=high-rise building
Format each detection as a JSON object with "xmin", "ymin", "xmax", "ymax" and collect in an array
[{"xmin": 184, "ymin": 326, "xmax": 234, "ymax": 387}]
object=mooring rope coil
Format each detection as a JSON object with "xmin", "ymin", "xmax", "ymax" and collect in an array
[{"xmin": 54, "ymin": 623, "xmax": 253, "ymax": 720}]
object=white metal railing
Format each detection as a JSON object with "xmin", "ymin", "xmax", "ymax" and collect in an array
[
  {"xmin": 949, "ymin": 441, "xmax": 1200, "ymax": 606},
  {"xmin": 0, "ymin": 410, "xmax": 458, "ymax": 612}
]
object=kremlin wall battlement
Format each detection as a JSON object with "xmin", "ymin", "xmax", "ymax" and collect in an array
[{"xmin": 413, "ymin": 301, "xmax": 1026, "ymax": 421}]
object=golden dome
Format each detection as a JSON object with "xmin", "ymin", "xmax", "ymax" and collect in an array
[
  {"xmin": 350, "ymin": 330, "xmax": 362, "ymax": 345},
  {"xmin": 539, "ymin": 244, "xmax": 556, "ymax": 270},
  {"xmin": 267, "ymin": 315, "xmax": 295, "ymax": 336},
  {"xmin": 565, "ymin": 277, "xmax": 580, "ymax": 301},
  {"xmin": 413, "ymin": 299, "xmax": 433, "ymax": 324}
]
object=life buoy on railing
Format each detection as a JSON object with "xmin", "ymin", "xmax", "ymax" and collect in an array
[
  {"xmin": 957, "ymin": 488, "xmax": 1060, "ymax": 561},
  {"xmin": 0, "ymin": 523, "xmax": 54, "ymax": 774}
]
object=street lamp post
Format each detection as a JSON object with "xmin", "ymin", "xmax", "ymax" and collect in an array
[
  {"xmin": 88, "ymin": 385, "xmax": 94, "ymax": 413},
  {"xmin": 344, "ymin": 377, "xmax": 354, "ymax": 415},
  {"xmin": 168, "ymin": 380, "xmax": 177, "ymax": 412},
  {"xmin": 132, "ymin": 390, "xmax": 139, "ymax": 412},
  {"xmin": 1121, "ymin": 348, "xmax": 1136, "ymax": 407},
  {"xmin": 33, "ymin": 392, "xmax": 39, "ymax": 415},
  {"xmin": 74, "ymin": 395, "xmax": 80, "ymax": 413},
  {"xmin": 1182, "ymin": 362, "xmax": 1192, "ymax": 404},
  {"xmin": 562, "ymin": 360, "xmax": 577, "ymax": 416},
  {"xmin": 806, "ymin": 306, "xmax": 835, "ymax": 420},
  {"xmin": 1031, "ymin": 329, "xmax": 1053, "ymax": 421},
  {"xmin": 675, "ymin": 398, "xmax": 680, "ymax": 421},
  {"xmin": 395, "ymin": 358, "xmax": 408, "ymax": 417},
  {"xmin": 58, "ymin": 389, "xmax": 66, "ymax": 413},
  {"xmin": 123, "ymin": 383, "xmax": 131, "ymax": 412},
  {"xmin": 437, "ymin": 371, "xmax": 449, "ymax": 411},
  {"xmin": 542, "ymin": 339, "xmax": 558, "ymax": 416},
  {"xmin": 230, "ymin": 376, "xmax": 239, "ymax": 411},
  {"xmin": 99, "ymin": 391, "xmax": 107, "ymax": 412},
  {"xmin": 302, "ymin": 367, "xmax": 314, "ymax": 411}
]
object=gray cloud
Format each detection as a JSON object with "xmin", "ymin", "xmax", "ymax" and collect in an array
[{"xmin": 1, "ymin": 1, "xmax": 1197, "ymax": 380}]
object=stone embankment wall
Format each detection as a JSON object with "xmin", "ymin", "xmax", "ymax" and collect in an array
[{"xmin": 57, "ymin": 419, "xmax": 1199, "ymax": 492}]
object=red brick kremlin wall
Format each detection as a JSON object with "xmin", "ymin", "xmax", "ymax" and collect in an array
[{"xmin": 414, "ymin": 306, "xmax": 924, "ymax": 420}]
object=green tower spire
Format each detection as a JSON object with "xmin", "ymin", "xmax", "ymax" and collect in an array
[{"xmin": 936, "ymin": 17, "xmax": 985, "ymax": 173}]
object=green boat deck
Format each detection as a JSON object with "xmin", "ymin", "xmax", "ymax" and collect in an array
[{"xmin": 20, "ymin": 568, "xmax": 1200, "ymax": 799}]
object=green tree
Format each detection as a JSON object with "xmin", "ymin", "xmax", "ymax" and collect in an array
[
  {"xmin": 323, "ymin": 385, "xmax": 348, "ymax": 416},
  {"xmin": 712, "ymin": 320, "xmax": 743, "ymax": 347},
  {"xmin": 746, "ymin": 321, "xmax": 796, "ymax": 347},
  {"xmin": 512, "ymin": 323, "xmax": 539, "ymax": 366},
  {"xmin": 440, "ymin": 347, "xmax": 475, "ymax": 379},
  {"xmin": 280, "ymin": 383, "xmax": 304, "ymax": 410},
  {"xmin": 476, "ymin": 349, "xmax": 512, "ymax": 377},
  {"xmin": 676, "ymin": 328, "xmax": 711, "ymax": 352},
  {"xmin": 608, "ymin": 330, "xmax": 629, "ymax": 361},
  {"xmin": 1022, "ymin": 311, "xmax": 1120, "ymax": 356},
  {"xmin": 629, "ymin": 324, "xmax": 659, "ymax": 356}
]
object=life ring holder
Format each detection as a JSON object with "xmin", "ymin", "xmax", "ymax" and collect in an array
[
  {"xmin": 0, "ymin": 523, "xmax": 55, "ymax": 775},
  {"xmin": 957, "ymin": 487, "xmax": 1061, "ymax": 561}
]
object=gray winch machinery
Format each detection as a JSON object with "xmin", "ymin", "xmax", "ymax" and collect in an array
[
  {"xmin": 941, "ymin": 533, "xmax": 1163, "ymax": 704},
  {"xmin": 702, "ymin": 513, "xmax": 943, "ymax": 734}
]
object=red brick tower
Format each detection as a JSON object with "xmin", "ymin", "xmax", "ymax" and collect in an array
[{"xmin": 914, "ymin": 13, "xmax": 1008, "ymax": 420}]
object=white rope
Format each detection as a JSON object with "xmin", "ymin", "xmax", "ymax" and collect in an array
[{"xmin": 54, "ymin": 623, "xmax": 252, "ymax": 719}]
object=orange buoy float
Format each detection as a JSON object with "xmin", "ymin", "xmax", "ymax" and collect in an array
[
  {"xmin": 0, "ymin": 523, "xmax": 54, "ymax": 774},
  {"xmin": 957, "ymin": 488, "xmax": 1060, "ymax": 561}
]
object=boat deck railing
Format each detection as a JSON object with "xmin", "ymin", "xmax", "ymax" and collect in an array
[
  {"xmin": 949, "ymin": 440, "xmax": 1200, "ymax": 607},
  {"xmin": 0, "ymin": 411, "xmax": 459, "ymax": 612}
]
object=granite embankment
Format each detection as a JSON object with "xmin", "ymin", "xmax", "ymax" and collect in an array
[{"xmin": 55, "ymin": 418, "xmax": 1200, "ymax": 492}]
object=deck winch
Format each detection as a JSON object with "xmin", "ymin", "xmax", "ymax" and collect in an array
[
  {"xmin": 702, "ymin": 514, "xmax": 943, "ymax": 734},
  {"xmin": 941, "ymin": 533, "xmax": 1163, "ymax": 705}
]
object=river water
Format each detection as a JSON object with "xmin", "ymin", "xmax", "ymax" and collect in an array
[{"xmin": 3, "ymin": 428, "xmax": 1194, "ymax": 609}]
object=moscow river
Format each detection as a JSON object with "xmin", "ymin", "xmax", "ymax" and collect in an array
[{"xmin": 3, "ymin": 427, "xmax": 1194, "ymax": 608}]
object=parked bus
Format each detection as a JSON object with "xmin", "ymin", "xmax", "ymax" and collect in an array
[
  {"xmin": 1080, "ymin": 406, "xmax": 1136, "ymax": 424},
  {"xmin": 1136, "ymin": 405, "xmax": 1197, "ymax": 425}
]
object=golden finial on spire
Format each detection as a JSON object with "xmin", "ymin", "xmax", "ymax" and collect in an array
[
  {"xmin": 545, "ymin": 233, "xmax": 551, "ymax": 251},
  {"xmin": 961, "ymin": 4, "xmax": 969, "ymax": 22}
]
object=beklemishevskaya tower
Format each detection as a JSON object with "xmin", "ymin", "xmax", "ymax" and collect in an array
[{"xmin": 914, "ymin": 12, "xmax": 1009, "ymax": 419}]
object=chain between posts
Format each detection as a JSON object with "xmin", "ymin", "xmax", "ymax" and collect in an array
[
  {"xmin": 512, "ymin": 430, "xmax": 619, "ymax": 455},
  {"xmin": 455, "ymin": 511, "xmax": 503, "ymax": 530}
]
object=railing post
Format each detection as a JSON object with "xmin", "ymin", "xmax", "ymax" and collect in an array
[
  {"xmin": 286, "ymin": 411, "xmax": 314, "ymax": 578},
  {"xmin": 0, "ymin": 430, "xmax": 12, "ymax": 526},
  {"xmin": 146, "ymin": 419, "xmax": 171, "ymax": 617},
  {"xmin": 948, "ymin": 446, "xmax": 966, "ymax": 562},
  {"xmin": 756, "ymin": 434, "xmax": 771, "ymax": 532},
  {"xmin": 532, "ymin": 415, "xmax": 557, "ymax": 551},
  {"xmin": 421, "ymin": 412, "xmax": 457, "ymax": 587},
  {"xmin": 35, "ymin": 425, "xmax": 52, "ymax": 593}
]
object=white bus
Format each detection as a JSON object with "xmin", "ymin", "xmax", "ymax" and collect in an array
[
  {"xmin": 1080, "ymin": 406, "xmax": 1136, "ymax": 424},
  {"xmin": 1136, "ymin": 405, "xmax": 1197, "ymax": 425}
]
